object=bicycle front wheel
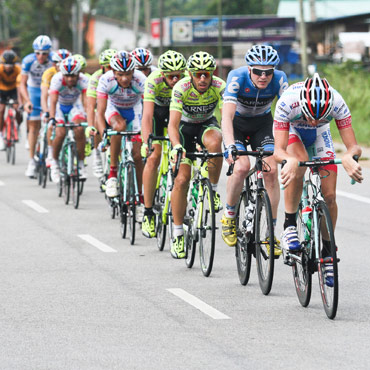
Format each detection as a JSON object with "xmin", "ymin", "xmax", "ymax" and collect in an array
[
  {"xmin": 127, "ymin": 163, "xmax": 136, "ymax": 245},
  {"xmin": 255, "ymin": 189, "xmax": 274, "ymax": 295},
  {"xmin": 70, "ymin": 145, "xmax": 80, "ymax": 209},
  {"xmin": 235, "ymin": 191, "xmax": 252, "ymax": 286},
  {"xmin": 292, "ymin": 202, "xmax": 312, "ymax": 307},
  {"xmin": 154, "ymin": 173, "xmax": 167, "ymax": 251},
  {"xmin": 119, "ymin": 170, "xmax": 127, "ymax": 239},
  {"xmin": 198, "ymin": 179, "xmax": 215, "ymax": 277},
  {"xmin": 315, "ymin": 201, "xmax": 339, "ymax": 319}
]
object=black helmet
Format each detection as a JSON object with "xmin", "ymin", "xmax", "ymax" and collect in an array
[{"xmin": 1, "ymin": 50, "xmax": 18, "ymax": 65}]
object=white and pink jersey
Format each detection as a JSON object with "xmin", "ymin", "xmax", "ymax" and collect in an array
[
  {"xmin": 96, "ymin": 70, "xmax": 145, "ymax": 109},
  {"xmin": 49, "ymin": 72, "xmax": 89, "ymax": 106},
  {"xmin": 273, "ymin": 81, "xmax": 352, "ymax": 132}
]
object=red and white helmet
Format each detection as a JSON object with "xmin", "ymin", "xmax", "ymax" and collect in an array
[
  {"xmin": 60, "ymin": 56, "xmax": 82, "ymax": 75},
  {"xmin": 51, "ymin": 49, "xmax": 72, "ymax": 64},
  {"xmin": 131, "ymin": 48, "xmax": 153, "ymax": 67},
  {"xmin": 299, "ymin": 73, "xmax": 334, "ymax": 120},
  {"xmin": 110, "ymin": 51, "xmax": 136, "ymax": 72}
]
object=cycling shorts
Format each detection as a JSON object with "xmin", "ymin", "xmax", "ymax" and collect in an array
[
  {"xmin": 233, "ymin": 112, "xmax": 274, "ymax": 151},
  {"xmin": 153, "ymin": 105, "xmax": 169, "ymax": 136},
  {"xmin": 179, "ymin": 116, "xmax": 221, "ymax": 156},
  {"xmin": 56, "ymin": 101, "xmax": 86, "ymax": 124},
  {"xmin": 27, "ymin": 86, "xmax": 42, "ymax": 120},
  {"xmin": 288, "ymin": 124, "xmax": 337, "ymax": 173},
  {"xmin": 105, "ymin": 100, "xmax": 141, "ymax": 132},
  {"xmin": 0, "ymin": 89, "xmax": 17, "ymax": 105}
]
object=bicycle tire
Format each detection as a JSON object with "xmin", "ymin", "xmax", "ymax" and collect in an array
[
  {"xmin": 198, "ymin": 179, "xmax": 215, "ymax": 277},
  {"xmin": 315, "ymin": 200, "xmax": 339, "ymax": 319},
  {"xmin": 6, "ymin": 144, "xmax": 11, "ymax": 163},
  {"xmin": 292, "ymin": 202, "xmax": 312, "ymax": 307},
  {"xmin": 126, "ymin": 163, "xmax": 136, "ymax": 245},
  {"xmin": 11, "ymin": 143, "xmax": 15, "ymax": 165},
  {"xmin": 42, "ymin": 166, "xmax": 48, "ymax": 188},
  {"xmin": 71, "ymin": 144, "xmax": 80, "ymax": 209},
  {"xmin": 255, "ymin": 189, "xmax": 275, "ymax": 295},
  {"xmin": 154, "ymin": 175, "xmax": 167, "ymax": 251},
  {"xmin": 235, "ymin": 191, "xmax": 252, "ymax": 286},
  {"xmin": 63, "ymin": 174, "xmax": 70, "ymax": 205},
  {"xmin": 119, "ymin": 169, "xmax": 127, "ymax": 239}
]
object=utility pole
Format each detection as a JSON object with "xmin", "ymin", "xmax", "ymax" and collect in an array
[
  {"xmin": 77, "ymin": 0, "xmax": 83, "ymax": 54},
  {"xmin": 217, "ymin": 0, "xmax": 223, "ymax": 79},
  {"xmin": 309, "ymin": 0, "xmax": 316, "ymax": 22},
  {"xmin": 159, "ymin": 0, "xmax": 164, "ymax": 54},
  {"xmin": 144, "ymin": 0, "xmax": 151, "ymax": 48},
  {"xmin": 299, "ymin": 0, "xmax": 308, "ymax": 78},
  {"xmin": 133, "ymin": 0, "xmax": 140, "ymax": 47}
]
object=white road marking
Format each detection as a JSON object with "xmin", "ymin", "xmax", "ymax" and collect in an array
[
  {"xmin": 78, "ymin": 234, "xmax": 117, "ymax": 253},
  {"xmin": 22, "ymin": 200, "xmax": 49, "ymax": 213},
  {"xmin": 167, "ymin": 288, "xmax": 231, "ymax": 320},
  {"xmin": 337, "ymin": 190, "xmax": 370, "ymax": 204},
  {"xmin": 0, "ymin": 180, "xmax": 5, "ymax": 186}
]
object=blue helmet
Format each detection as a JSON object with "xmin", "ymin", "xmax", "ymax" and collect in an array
[
  {"xmin": 245, "ymin": 45, "xmax": 280, "ymax": 66},
  {"xmin": 33, "ymin": 35, "xmax": 52, "ymax": 51}
]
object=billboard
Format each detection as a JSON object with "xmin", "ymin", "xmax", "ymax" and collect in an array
[{"xmin": 169, "ymin": 16, "xmax": 296, "ymax": 45}]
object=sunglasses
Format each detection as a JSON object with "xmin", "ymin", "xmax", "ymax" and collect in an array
[
  {"xmin": 250, "ymin": 67, "xmax": 275, "ymax": 77},
  {"xmin": 165, "ymin": 73, "xmax": 184, "ymax": 80},
  {"xmin": 137, "ymin": 67, "xmax": 150, "ymax": 72},
  {"xmin": 191, "ymin": 71, "xmax": 212, "ymax": 79},
  {"xmin": 35, "ymin": 51, "xmax": 49, "ymax": 56}
]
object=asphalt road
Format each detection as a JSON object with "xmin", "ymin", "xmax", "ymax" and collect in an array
[{"xmin": 0, "ymin": 136, "xmax": 369, "ymax": 370}]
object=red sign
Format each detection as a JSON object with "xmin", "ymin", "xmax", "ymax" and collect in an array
[{"xmin": 151, "ymin": 19, "xmax": 160, "ymax": 39}]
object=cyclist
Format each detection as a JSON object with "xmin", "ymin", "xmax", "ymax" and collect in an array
[
  {"xmin": 20, "ymin": 35, "xmax": 54, "ymax": 178},
  {"xmin": 221, "ymin": 44, "xmax": 288, "ymax": 252},
  {"xmin": 48, "ymin": 56, "xmax": 89, "ymax": 182},
  {"xmin": 96, "ymin": 51, "xmax": 146, "ymax": 213},
  {"xmin": 0, "ymin": 50, "xmax": 22, "ymax": 150},
  {"xmin": 131, "ymin": 48, "xmax": 157, "ymax": 77},
  {"xmin": 141, "ymin": 50, "xmax": 186, "ymax": 238},
  {"xmin": 74, "ymin": 54, "xmax": 90, "ymax": 78},
  {"xmin": 86, "ymin": 48, "xmax": 117, "ymax": 178},
  {"xmin": 40, "ymin": 48, "xmax": 71, "ymax": 165},
  {"xmin": 168, "ymin": 51, "xmax": 225, "ymax": 259},
  {"xmin": 273, "ymin": 73, "xmax": 362, "ymax": 283}
]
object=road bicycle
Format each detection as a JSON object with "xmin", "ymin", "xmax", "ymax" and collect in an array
[
  {"xmin": 102, "ymin": 129, "xmax": 141, "ymax": 245},
  {"xmin": 183, "ymin": 150, "xmax": 223, "ymax": 277},
  {"xmin": 56, "ymin": 120, "xmax": 88, "ymax": 209},
  {"xmin": 2, "ymin": 99, "xmax": 19, "ymax": 165},
  {"xmin": 282, "ymin": 157, "xmax": 351, "ymax": 319},
  {"xmin": 230, "ymin": 147, "xmax": 276, "ymax": 295},
  {"xmin": 147, "ymin": 128, "xmax": 173, "ymax": 251}
]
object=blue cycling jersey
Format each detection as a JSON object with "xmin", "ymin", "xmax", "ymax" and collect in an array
[
  {"xmin": 223, "ymin": 66, "xmax": 289, "ymax": 117},
  {"xmin": 21, "ymin": 52, "xmax": 55, "ymax": 88}
]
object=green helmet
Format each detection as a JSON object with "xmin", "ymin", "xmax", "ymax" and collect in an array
[
  {"xmin": 158, "ymin": 50, "xmax": 186, "ymax": 72},
  {"xmin": 187, "ymin": 51, "xmax": 216, "ymax": 72},
  {"xmin": 99, "ymin": 48, "xmax": 118, "ymax": 66},
  {"xmin": 73, "ymin": 54, "xmax": 87, "ymax": 69}
]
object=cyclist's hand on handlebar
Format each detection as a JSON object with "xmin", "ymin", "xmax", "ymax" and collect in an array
[
  {"xmin": 342, "ymin": 153, "xmax": 363, "ymax": 183},
  {"xmin": 280, "ymin": 157, "xmax": 298, "ymax": 188},
  {"xmin": 141, "ymin": 142, "xmax": 148, "ymax": 158},
  {"xmin": 224, "ymin": 144, "xmax": 238, "ymax": 166},
  {"xmin": 47, "ymin": 118, "xmax": 57, "ymax": 128},
  {"xmin": 85, "ymin": 126, "xmax": 97, "ymax": 137},
  {"xmin": 170, "ymin": 144, "xmax": 185, "ymax": 164},
  {"xmin": 24, "ymin": 101, "xmax": 33, "ymax": 114}
]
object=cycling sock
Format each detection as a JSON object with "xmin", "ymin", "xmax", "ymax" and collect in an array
[
  {"xmin": 108, "ymin": 166, "xmax": 117, "ymax": 179},
  {"xmin": 78, "ymin": 160, "xmax": 84, "ymax": 169},
  {"xmin": 211, "ymin": 183, "xmax": 218, "ymax": 192},
  {"xmin": 284, "ymin": 212, "xmax": 297, "ymax": 229},
  {"xmin": 224, "ymin": 203, "xmax": 236, "ymax": 218},
  {"xmin": 173, "ymin": 224, "xmax": 184, "ymax": 237},
  {"xmin": 273, "ymin": 218, "xmax": 277, "ymax": 228},
  {"xmin": 144, "ymin": 207, "xmax": 154, "ymax": 216},
  {"xmin": 139, "ymin": 192, "xmax": 144, "ymax": 204},
  {"xmin": 47, "ymin": 146, "xmax": 53, "ymax": 156}
]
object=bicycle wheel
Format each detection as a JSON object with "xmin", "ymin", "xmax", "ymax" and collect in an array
[
  {"xmin": 255, "ymin": 189, "xmax": 274, "ymax": 295},
  {"xmin": 315, "ymin": 201, "xmax": 339, "ymax": 319},
  {"xmin": 70, "ymin": 145, "xmax": 80, "ymax": 209},
  {"xmin": 235, "ymin": 191, "xmax": 252, "ymax": 286},
  {"xmin": 63, "ymin": 174, "xmax": 70, "ymax": 204},
  {"xmin": 292, "ymin": 202, "xmax": 312, "ymax": 307},
  {"xmin": 119, "ymin": 171, "xmax": 127, "ymax": 239},
  {"xmin": 198, "ymin": 179, "xmax": 215, "ymax": 277},
  {"xmin": 184, "ymin": 211, "xmax": 197, "ymax": 269},
  {"xmin": 11, "ymin": 143, "xmax": 15, "ymax": 165},
  {"xmin": 154, "ymin": 173, "xmax": 167, "ymax": 251},
  {"xmin": 126, "ymin": 163, "xmax": 136, "ymax": 245}
]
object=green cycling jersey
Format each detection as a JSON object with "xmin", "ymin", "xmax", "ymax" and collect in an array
[
  {"xmin": 170, "ymin": 76, "xmax": 225, "ymax": 123},
  {"xmin": 143, "ymin": 69, "xmax": 173, "ymax": 107},
  {"xmin": 86, "ymin": 69, "xmax": 103, "ymax": 99}
]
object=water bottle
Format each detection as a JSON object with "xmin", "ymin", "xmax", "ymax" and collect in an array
[
  {"xmin": 301, "ymin": 206, "xmax": 312, "ymax": 240},
  {"xmin": 243, "ymin": 199, "xmax": 255, "ymax": 233}
]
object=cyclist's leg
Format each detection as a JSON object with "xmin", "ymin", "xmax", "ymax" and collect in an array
[
  {"xmin": 70, "ymin": 103, "xmax": 87, "ymax": 161},
  {"xmin": 27, "ymin": 87, "xmax": 42, "ymax": 159}
]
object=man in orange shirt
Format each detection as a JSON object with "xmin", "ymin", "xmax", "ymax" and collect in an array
[{"xmin": 0, "ymin": 50, "xmax": 22, "ymax": 150}]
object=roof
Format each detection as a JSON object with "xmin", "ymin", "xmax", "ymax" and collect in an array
[{"xmin": 277, "ymin": 0, "xmax": 370, "ymax": 22}]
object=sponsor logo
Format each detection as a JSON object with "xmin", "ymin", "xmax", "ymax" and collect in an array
[
  {"xmin": 227, "ymin": 76, "xmax": 240, "ymax": 94},
  {"xmin": 245, "ymin": 88, "xmax": 250, "ymax": 93},
  {"xmin": 322, "ymin": 131, "xmax": 331, "ymax": 148},
  {"xmin": 290, "ymin": 101, "xmax": 299, "ymax": 109}
]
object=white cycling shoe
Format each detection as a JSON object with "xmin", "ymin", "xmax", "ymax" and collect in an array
[{"xmin": 105, "ymin": 177, "xmax": 118, "ymax": 197}]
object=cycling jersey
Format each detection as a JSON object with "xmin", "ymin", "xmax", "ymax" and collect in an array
[
  {"xmin": 49, "ymin": 72, "xmax": 89, "ymax": 105},
  {"xmin": 21, "ymin": 53, "xmax": 54, "ymax": 88},
  {"xmin": 143, "ymin": 69, "xmax": 172, "ymax": 107},
  {"xmin": 170, "ymin": 76, "xmax": 226, "ymax": 124},
  {"xmin": 96, "ymin": 70, "xmax": 145, "ymax": 109},
  {"xmin": 86, "ymin": 69, "xmax": 103, "ymax": 99},
  {"xmin": 0, "ymin": 64, "xmax": 21, "ymax": 91},
  {"xmin": 41, "ymin": 66, "xmax": 57, "ymax": 88},
  {"xmin": 223, "ymin": 66, "xmax": 288, "ymax": 117}
]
